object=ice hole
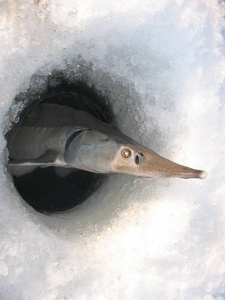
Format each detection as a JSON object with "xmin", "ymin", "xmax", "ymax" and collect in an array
[
  {"xmin": 0, "ymin": 1, "xmax": 223, "ymax": 298},
  {"xmin": 5, "ymin": 73, "xmax": 114, "ymax": 214}
]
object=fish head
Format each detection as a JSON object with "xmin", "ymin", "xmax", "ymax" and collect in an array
[
  {"xmin": 65, "ymin": 129, "xmax": 207, "ymax": 179},
  {"xmin": 111, "ymin": 144, "xmax": 207, "ymax": 179}
]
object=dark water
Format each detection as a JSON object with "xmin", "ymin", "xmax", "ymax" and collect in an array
[{"xmin": 13, "ymin": 167, "xmax": 105, "ymax": 214}]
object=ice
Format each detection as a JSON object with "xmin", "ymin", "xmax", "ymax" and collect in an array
[{"xmin": 0, "ymin": 0, "xmax": 225, "ymax": 299}]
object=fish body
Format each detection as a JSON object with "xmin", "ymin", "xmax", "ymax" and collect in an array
[{"xmin": 7, "ymin": 103, "xmax": 207, "ymax": 179}]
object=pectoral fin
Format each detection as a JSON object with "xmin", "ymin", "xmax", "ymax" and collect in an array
[{"xmin": 8, "ymin": 150, "xmax": 62, "ymax": 167}]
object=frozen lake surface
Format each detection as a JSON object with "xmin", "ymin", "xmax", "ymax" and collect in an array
[{"xmin": 0, "ymin": 0, "xmax": 225, "ymax": 299}]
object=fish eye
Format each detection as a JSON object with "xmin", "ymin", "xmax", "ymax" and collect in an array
[{"xmin": 121, "ymin": 148, "xmax": 131, "ymax": 158}]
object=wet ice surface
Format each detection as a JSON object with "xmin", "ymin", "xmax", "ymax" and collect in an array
[{"xmin": 0, "ymin": 0, "xmax": 225, "ymax": 299}]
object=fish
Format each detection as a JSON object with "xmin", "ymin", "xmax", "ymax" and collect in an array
[{"xmin": 7, "ymin": 103, "xmax": 207, "ymax": 179}]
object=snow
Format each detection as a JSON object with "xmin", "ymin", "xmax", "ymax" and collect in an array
[{"xmin": 0, "ymin": 0, "xmax": 225, "ymax": 299}]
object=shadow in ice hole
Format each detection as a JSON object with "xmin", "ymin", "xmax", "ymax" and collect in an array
[{"xmin": 13, "ymin": 167, "xmax": 105, "ymax": 214}]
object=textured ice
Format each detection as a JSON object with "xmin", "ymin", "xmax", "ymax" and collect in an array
[{"xmin": 0, "ymin": 0, "xmax": 225, "ymax": 299}]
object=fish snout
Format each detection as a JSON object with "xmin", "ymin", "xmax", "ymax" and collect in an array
[{"xmin": 112, "ymin": 145, "xmax": 207, "ymax": 179}]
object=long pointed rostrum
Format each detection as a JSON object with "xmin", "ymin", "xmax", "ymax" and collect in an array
[{"xmin": 111, "ymin": 144, "xmax": 207, "ymax": 179}]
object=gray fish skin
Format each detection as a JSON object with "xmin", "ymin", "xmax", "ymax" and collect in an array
[{"xmin": 7, "ymin": 103, "xmax": 207, "ymax": 179}]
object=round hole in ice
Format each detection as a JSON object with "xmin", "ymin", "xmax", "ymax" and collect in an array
[{"xmin": 5, "ymin": 72, "xmax": 114, "ymax": 214}]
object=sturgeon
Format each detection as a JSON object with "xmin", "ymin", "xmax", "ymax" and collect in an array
[{"xmin": 7, "ymin": 103, "xmax": 207, "ymax": 179}]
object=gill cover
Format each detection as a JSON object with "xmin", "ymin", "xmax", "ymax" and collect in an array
[{"xmin": 64, "ymin": 130, "xmax": 119, "ymax": 173}]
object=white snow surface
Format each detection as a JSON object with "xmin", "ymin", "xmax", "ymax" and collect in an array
[{"xmin": 0, "ymin": 0, "xmax": 225, "ymax": 299}]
